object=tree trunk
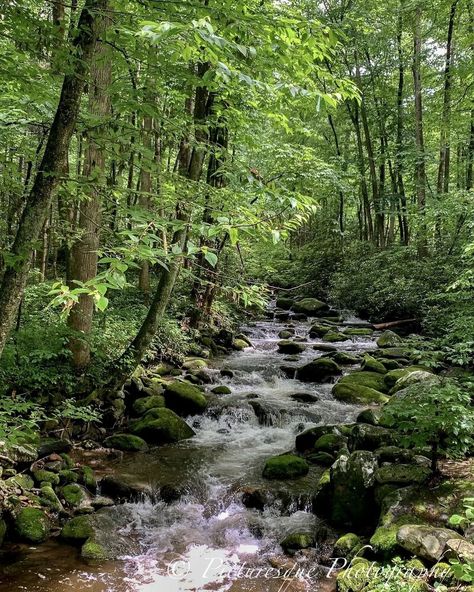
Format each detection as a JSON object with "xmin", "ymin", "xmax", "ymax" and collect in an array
[
  {"xmin": 67, "ymin": 2, "xmax": 111, "ymax": 369},
  {"xmin": 412, "ymin": 5, "xmax": 428, "ymax": 257},
  {"xmin": 396, "ymin": 9, "xmax": 409, "ymax": 245},
  {"xmin": 0, "ymin": 0, "xmax": 105, "ymax": 360},
  {"xmin": 138, "ymin": 112, "xmax": 153, "ymax": 300}
]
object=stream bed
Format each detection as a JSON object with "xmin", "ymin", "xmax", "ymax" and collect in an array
[{"xmin": 0, "ymin": 313, "xmax": 378, "ymax": 592}]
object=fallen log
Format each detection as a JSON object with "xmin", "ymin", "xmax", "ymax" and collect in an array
[{"xmin": 373, "ymin": 319, "xmax": 418, "ymax": 330}]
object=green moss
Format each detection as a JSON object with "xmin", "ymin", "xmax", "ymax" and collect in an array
[
  {"xmin": 280, "ymin": 532, "xmax": 314, "ymax": 552},
  {"xmin": 80, "ymin": 466, "xmax": 97, "ymax": 491},
  {"xmin": 333, "ymin": 382, "xmax": 389, "ymax": 405},
  {"xmin": 59, "ymin": 469, "xmax": 79, "ymax": 484},
  {"xmin": 211, "ymin": 386, "xmax": 232, "ymax": 394},
  {"xmin": 60, "ymin": 453, "xmax": 74, "ymax": 469},
  {"xmin": 103, "ymin": 433, "xmax": 148, "ymax": 452},
  {"xmin": 297, "ymin": 357, "xmax": 341, "ymax": 382},
  {"xmin": 7, "ymin": 474, "xmax": 34, "ymax": 490},
  {"xmin": 293, "ymin": 298, "xmax": 328, "ymax": 314},
  {"xmin": 163, "ymin": 381, "xmax": 208, "ymax": 415},
  {"xmin": 377, "ymin": 330, "xmax": 404, "ymax": 348},
  {"xmin": 332, "ymin": 352, "xmax": 361, "ymax": 365},
  {"xmin": 344, "ymin": 327, "xmax": 374, "ymax": 336},
  {"xmin": 323, "ymin": 331, "xmax": 348, "ymax": 342},
  {"xmin": 132, "ymin": 395, "xmax": 165, "ymax": 416},
  {"xmin": 336, "ymin": 560, "xmax": 374, "ymax": 592},
  {"xmin": 334, "ymin": 533, "xmax": 362, "ymax": 558},
  {"xmin": 33, "ymin": 470, "xmax": 59, "ymax": 486},
  {"xmin": 39, "ymin": 485, "xmax": 62, "ymax": 512},
  {"xmin": 60, "ymin": 484, "xmax": 86, "ymax": 507},
  {"xmin": 14, "ymin": 507, "xmax": 51, "ymax": 543},
  {"xmin": 61, "ymin": 516, "xmax": 93, "ymax": 543},
  {"xmin": 314, "ymin": 433, "xmax": 346, "ymax": 453},
  {"xmin": 375, "ymin": 464, "xmax": 431, "ymax": 485},
  {"xmin": 262, "ymin": 454, "xmax": 309, "ymax": 480},
  {"xmin": 361, "ymin": 354, "xmax": 387, "ymax": 374},
  {"xmin": 338, "ymin": 371, "xmax": 388, "ymax": 392},
  {"xmin": 130, "ymin": 407, "xmax": 195, "ymax": 444},
  {"xmin": 309, "ymin": 323, "xmax": 332, "ymax": 337},
  {"xmin": 233, "ymin": 338, "xmax": 250, "ymax": 350},
  {"xmin": 81, "ymin": 538, "xmax": 108, "ymax": 561},
  {"xmin": 277, "ymin": 339, "xmax": 306, "ymax": 354}
]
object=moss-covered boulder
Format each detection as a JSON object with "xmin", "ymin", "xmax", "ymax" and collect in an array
[
  {"xmin": 297, "ymin": 358, "xmax": 341, "ymax": 382},
  {"xmin": 309, "ymin": 323, "xmax": 332, "ymax": 338},
  {"xmin": 330, "ymin": 451, "xmax": 378, "ymax": 529},
  {"xmin": 38, "ymin": 437, "xmax": 72, "ymax": 457},
  {"xmin": 340, "ymin": 371, "xmax": 389, "ymax": 392},
  {"xmin": 397, "ymin": 525, "xmax": 464, "ymax": 563},
  {"xmin": 39, "ymin": 485, "xmax": 63, "ymax": 512},
  {"xmin": 376, "ymin": 347, "xmax": 413, "ymax": 359},
  {"xmin": 233, "ymin": 338, "xmax": 250, "ymax": 350},
  {"xmin": 6, "ymin": 474, "xmax": 34, "ymax": 490},
  {"xmin": 277, "ymin": 340, "xmax": 306, "ymax": 354},
  {"xmin": 390, "ymin": 370, "xmax": 439, "ymax": 394},
  {"xmin": 356, "ymin": 408, "xmax": 381, "ymax": 426},
  {"xmin": 333, "ymin": 382, "xmax": 389, "ymax": 405},
  {"xmin": 336, "ymin": 559, "xmax": 374, "ymax": 592},
  {"xmin": 132, "ymin": 395, "xmax": 165, "ymax": 416},
  {"xmin": 384, "ymin": 366, "xmax": 432, "ymax": 389},
  {"xmin": 296, "ymin": 425, "xmax": 341, "ymax": 452},
  {"xmin": 293, "ymin": 298, "xmax": 329, "ymax": 315},
  {"xmin": 14, "ymin": 507, "xmax": 51, "ymax": 543},
  {"xmin": 350, "ymin": 424, "xmax": 394, "ymax": 451},
  {"xmin": 334, "ymin": 533, "xmax": 362, "ymax": 558},
  {"xmin": 33, "ymin": 469, "xmax": 60, "ymax": 486},
  {"xmin": 262, "ymin": 454, "xmax": 309, "ymax": 480},
  {"xmin": 280, "ymin": 532, "xmax": 314, "ymax": 553},
  {"xmin": 276, "ymin": 297, "xmax": 295, "ymax": 310},
  {"xmin": 361, "ymin": 355, "xmax": 387, "ymax": 374},
  {"xmin": 306, "ymin": 451, "xmax": 335, "ymax": 465},
  {"xmin": 323, "ymin": 331, "xmax": 348, "ymax": 343},
  {"xmin": 332, "ymin": 352, "xmax": 362, "ymax": 365},
  {"xmin": 103, "ymin": 433, "xmax": 148, "ymax": 452},
  {"xmin": 81, "ymin": 538, "xmax": 108, "ymax": 561},
  {"xmin": 314, "ymin": 433, "xmax": 347, "ymax": 454},
  {"xmin": 130, "ymin": 407, "xmax": 195, "ymax": 444},
  {"xmin": 60, "ymin": 484, "xmax": 90, "ymax": 508},
  {"xmin": 61, "ymin": 515, "xmax": 93, "ymax": 543},
  {"xmin": 211, "ymin": 385, "xmax": 232, "ymax": 395},
  {"xmin": 80, "ymin": 466, "xmax": 97, "ymax": 492},
  {"xmin": 163, "ymin": 381, "xmax": 208, "ymax": 416},
  {"xmin": 377, "ymin": 330, "xmax": 404, "ymax": 348},
  {"xmin": 278, "ymin": 330, "xmax": 294, "ymax": 339},
  {"xmin": 375, "ymin": 464, "xmax": 431, "ymax": 485},
  {"xmin": 343, "ymin": 327, "xmax": 374, "ymax": 336},
  {"xmin": 182, "ymin": 357, "xmax": 208, "ymax": 371}
]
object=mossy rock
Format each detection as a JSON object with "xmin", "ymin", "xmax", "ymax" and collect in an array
[
  {"xmin": 309, "ymin": 323, "xmax": 332, "ymax": 337},
  {"xmin": 293, "ymin": 298, "xmax": 329, "ymax": 315},
  {"xmin": 390, "ymin": 370, "xmax": 439, "ymax": 395},
  {"xmin": 182, "ymin": 357, "xmax": 208, "ymax": 371},
  {"xmin": 211, "ymin": 386, "xmax": 232, "ymax": 395},
  {"xmin": 333, "ymin": 382, "xmax": 389, "ymax": 405},
  {"xmin": 297, "ymin": 357, "xmax": 341, "ymax": 382},
  {"xmin": 361, "ymin": 355, "xmax": 387, "ymax": 374},
  {"xmin": 60, "ymin": 484, "xmax": 88, "ymax": 507},
  {"xmin": 59, "ymin": 469, "xmax": 79, "ymax": 484},
  {"xmin": 33, "ymin": 469, "xmax": 60, "ymax": 486},
  {"xmin": 396, "ymin": 525, "xmax": 464, "ymax": 563},
  {"xmin": 306, "ymin": 451, "xmax": 335, "ymax": 465},
  {"xmin": 280, "ymin": 532, "xmax": 314, "ymax": 553},
  {"xmin": 39, "ymin": 485, "xmax": 63, "ymax": 512},
  {"xmin": 132, "ymin": 395, "xmax": 166, "ymax": 416},
  {"xmin": 314, "ymin": 433, "xmax": 347, "ymax": 454},
  {"xmin": 383, "ymin": 366, "xmax": 431, "ymax": 389},
  {"xmin": 7, "ymin": 474, "xmax": 34, "ymax": 490},
  {"xmin": 340, "ymin": 371, "xmax": 389, "ymax": 393},
  {"xmin": 313, "ymin": 343, "xmax": 338, "ymax": 352},
  {"xmin": 332, "ymin": 352, "xmax": 361, "ymax": 365},
  {"xmin": 103, "ymin": 434, "xmax": 148, "ymax": 452},
  {"xmin": 377, "ymin": 347, "xmax": 413, "ymax": 359},
  {"xmin": 130, "ymin": 407, "xmax": 195, "ymax": 444},
  {"xmin": 377, "ymin": 330, "xmax": 404, "ymax": 348},
  {"xmin": 296, "ymin": 425, "xmax": 341, "ymax": 451},
  {"xmin": 262, "ymin": 454, "xmax": 309, "ymax": 480},
  {"xmin": 163, "ymin": 381, "xmax": 208, "ymax": 416},
  {"xmin": 233, "ymin": 338, "xmax": 250, "ymax": 350},
  {"xmin": 277, "ymin": 340, "xmax": 306, "ymax": 354},
  {"xmin": 343, "ymin": 327, "xmax": 374, "ymax": 336},
  {"xmin": 336, "ymin": 559, "xmax": 374, "ymax": 592},
  {"xmin": 375, "ymin": 464, "xmax": 431, "ymax": 485},
  {"xmin": 370, "ymin": 514, "xmax": 418, "ymax": 559},
  {"xmin": 323, "ymin": 331, "xmax": 348, "ymax": 343},
  {"xmin": 278, "ymin": 330, "xmax": 294, "ymax": 339},
  {"xmin": 60, "ymin": 453, "xmax": 74, "ymax": 469},
  {"xmin": 276, "ymin": 297, "xmax": 295, "ymax": 310},
  {"xmin": 334, "ymin": 533, "xmax": 362, "ymax": 558},
  {"xmin": 81, "ymin": 538, "xmax": 108, "ymax": 561},
  {"xmin": 61, "ymin": 515, "xmax": 93, "ymax": 543},
  {"xmin": 350, "ymin": 423, "xmax": 394, "ymax": 451},
  {"xmin": 14, "ymin": 507, "xmax": 51, "ymax": 543},
  {"xmin": 38, "ymin": 437, "xmax": 72, "ymax": 457},
  {"xmin": 80, "ymin": 466, "xmax": 97, "ymax": 492},
  {"xmin": 356, "ymin": 408, "xmax": 381, "ymax": 426}
]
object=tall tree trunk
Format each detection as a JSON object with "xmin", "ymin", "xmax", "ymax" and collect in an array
[
  {"xmin": 0, "ymin": 0, "xmax": 105, "ymax": 360},
  {"xmin": 67, "ymin": 2, "xmax": 111, "ymax": 368},
  {"xmin": 396, "ymin": 9, "xmax": 409, "ymax": 245},
  {"xmin": 138, "ymin": 112, "xmax": 153, "ymax": 300},
  {"xmin": 412, "ymin": 5, "xmax": 428, "ymax": 257}
]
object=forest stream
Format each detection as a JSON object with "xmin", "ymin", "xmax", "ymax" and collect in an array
[{"xmin": 0, "ymin": 309, "xmax": 378, "ymax": 592}]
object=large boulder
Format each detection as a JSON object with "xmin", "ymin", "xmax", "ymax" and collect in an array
[
  {"xmin": 277, "ymin": 340, "xmax": 306, "ymax": 354},
  {"xmin": 262, "ymin": 454, "xmax": 309, "ymax": 480},
  {"xmin": 103, "ymin": 433, "xmax": 148, "ymax": 452},
  {"xmin": 332, "ymin": 352, "xmax": 362, "ymax": 365},
  {"xmin": 132, "ymin": 395, "xmax": 165, "ymax": 416},
  {"xmin": 130, "ymin": 408, "xmax": 195, "ymax": 444},
  {"xmin": 333, "ymin": 383, "xmax": 389, "ymax": 405},
  {"xmin": 14, "ymin": 507, "xmax": 51, "ymax": 543},
  {"xmin": 343, "ymin": 327, "xmax": 374, "ymax": 336},
  {"xmin": 350, "ymin": 424, "xmax": 394, "ymax": 451},
  {"xmin": 280, "ymin": 532, "xmax": 315, "ymax": 554},
  {"xmin": 361, "ymin": 355, "xmax": 387, "ymax": 374},
  {"xmin": 295, "ymin": 425, "xmax": 342, "ymax": 452},
  {"xmin": 100, "ymin": 475, "xmax": 151, "ymax": 502},
  {"xmin": 314, "ymin": 433, "xmax": 348, "ymax": 454},
  {"xmin": 384, "ymin": 366, "xmax": 432, "ymax": 389},
  {"xmin": 323, "ymin": 331, "xmax": 348, "ymax": 343},
  {"xmin": 375, "ymin": 464, "xmax": 431, "ymax": 485},
  {"xmin": 296, "ymin": 358, "xmax": 341, "ymax": 382},
  {"xmin": 377, "ymin": 330, "xmax": 404, "ymax": 348},
  {"xmin": 293, "ymin": 298, "xmax": 329, "ymax": 315},
  {"xmin": 309, "ymin": 323, "xmax": 332, "ymax": 338},
  {"xmin": 276, "ymin": 297, "xmax": 295, "ymax": 310},
  {"xmin": 163, "ymin": 381, "xmax": 208, "ymax": 416},
  {"xmin": 390, "ymin": 370, "xmax": 440, "ymax": 394},
  {"xmin": 329, "ymin": 451, "xmax": 378, "ymax": 529},
  {"xmin": 397, "ymin": 525, "xmax": 464, "ymax": 563}
]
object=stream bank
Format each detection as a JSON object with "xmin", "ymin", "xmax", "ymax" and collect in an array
[{"xmin": 0, "ymin": 295, "xmax": 473, "ymax": 592}]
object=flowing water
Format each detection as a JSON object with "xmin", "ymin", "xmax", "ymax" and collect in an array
[{"xmin": 0, "ymin": 313, "xmax": 378, "ymax": 592}]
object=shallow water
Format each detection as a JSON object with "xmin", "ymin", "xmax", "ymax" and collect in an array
[{"xmin": 0, "ymin": 314, "xmax": 377, "ymax": 592}]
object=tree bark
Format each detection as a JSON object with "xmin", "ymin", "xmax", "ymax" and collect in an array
[
  {"xmin": 0, "ymin": 0, "xmax": 106, "ymax": 360},
  {"xmin": 67, "ymin": 3, "xmax": 111, "ymax": 368}
]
